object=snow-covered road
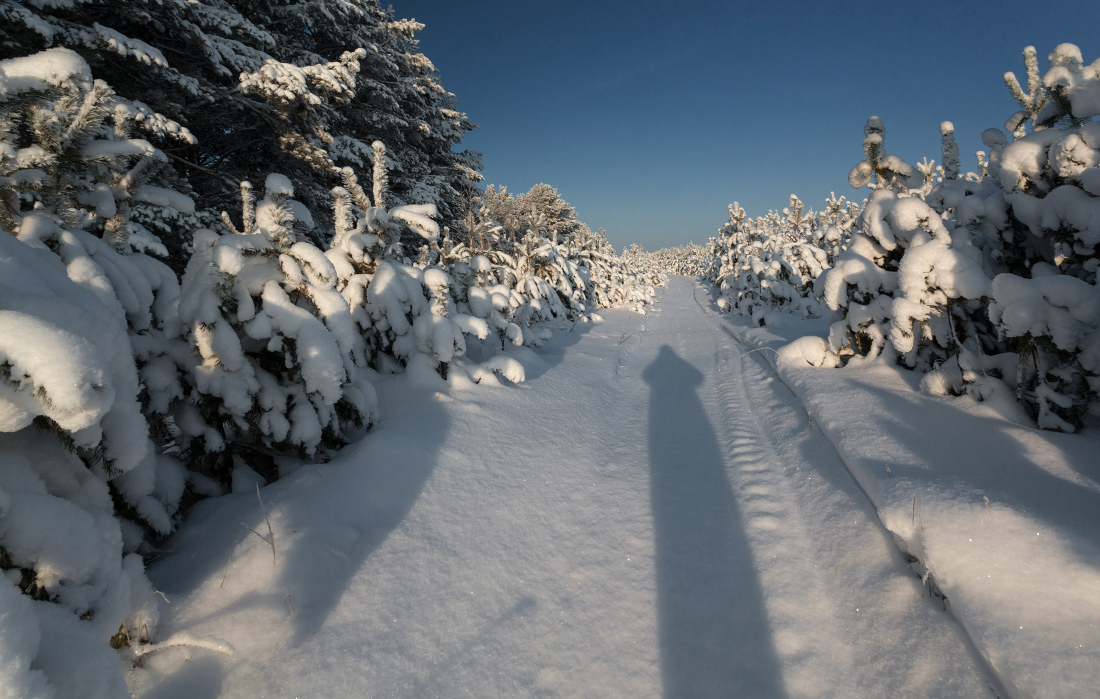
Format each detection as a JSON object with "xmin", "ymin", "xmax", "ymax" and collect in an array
[{"xmin": 130, "ymin": 277, "xmax": 996, "ymax": 698}]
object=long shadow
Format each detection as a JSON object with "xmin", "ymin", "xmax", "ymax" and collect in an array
[
  {"xmin": 277, "ymin": 383, "xmax": 451, "ymax": 645},
  {"xmin": 461, "ymin": 317, "xmax": 597, "ymax": 384},
  {"xmin": 409, "ymin": 595, "xmax": 538, "ymax": 695},
  {"xmin": 847, "ymin": 377, "xmax": 1100, "ymax": 566},
  {"xmin": 643, "ymin": 345, "xmax": 786, "ymax": 698},
  {"xmin": 148, "ymin": 314, "xmax": 593, "ymax": 652},
  {"xmin": 149, "ymin": 382, "xmax": 451, "ymax": 649},
  {"xmin": 516, "ymin": 317, "xmax": 599, "ymax": 382}
]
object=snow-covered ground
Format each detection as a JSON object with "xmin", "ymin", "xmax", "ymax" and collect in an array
[
  {"xmin": 728, "ymin": 300, "xmax": 1100, "ymax": 699},
  {"xmin": 125, "ymin": 277, "xmax": 1099, "ymax": 698}
]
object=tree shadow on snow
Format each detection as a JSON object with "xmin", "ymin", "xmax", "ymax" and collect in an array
[
  {"xmin": 408, "ymin": 595, "xmax": 539, "ymax": 695},
  {"xmin": 274, "ymin": 384, "xmax": 451, "ymax": 647},
  {"xmin": 462, "ymin": 318, "xmax": 597, "ymax": 385},
  {"xmin": 847, "ymin": 377, "xmax": 1100, "ymax": 569},
  {"xmin": 643, "ymin": 345, "xmax": 787, "ymax": 698},
  {"xmin": 517, "ymin": 318, "xmax": 598, "ymax": 382}
]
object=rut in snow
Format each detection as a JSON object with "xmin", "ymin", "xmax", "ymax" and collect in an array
[{"xmin": 633, "ymin": 279, "xmax": 993, "ymax": 697}]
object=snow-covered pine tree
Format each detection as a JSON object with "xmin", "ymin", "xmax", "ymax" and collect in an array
[
  {"xmin": 817, "ymin": 116, "xmax": 992, "ymax": 367},
  {"xmin": 0, "ymin": 47, "xmax": 195, "ymax": 528},
  {"xmin": 517, "ymin": 183, "xmax": 583, "ymax": 244},
  {"xmin": 819, "ymin": 192, "xmax": 861, "ymax": 264},
  {"xmin": 712, "ymin": 195, "xmax": 832, "ymax": 324},
  {"xmin": 454, "ymin": 191, "xmax": 504, "ymax": 256},
  {"xmin": 322, "ymin": 156, "xmax": 513, "ymax": 384},
  {"xmin": 635, "ymin": 242, "xmax": 713, "ymax": 278},
  {"xmin": 483, "ymin": 184, "xmax": 524, "ymax": 246},
  {"xmin": 529, "ymin": 215, "xmax": 598, "ymax": 321},
  {"xmin": 577, "ymin": 226, "xmax": 644, "ymax": 311},
  {"xmin": 802, "ymin": 44, "xmax": 1100, "ymax": 431},
  {"xmin": 974, "ymin": 44, "xmax": 1100, "ymax": 430},
  {"xmin": 175, "ymin": 174, "xmax": 377, "ymax": 482}
]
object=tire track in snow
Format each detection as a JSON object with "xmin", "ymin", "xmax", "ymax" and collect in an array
[
  {"xmin": 677, "ymin": 277, "xmax": 995, "ymax": 697},
  {"xmin": 703, "ymin": 331, "xmax": 858, "ymax": 696}
]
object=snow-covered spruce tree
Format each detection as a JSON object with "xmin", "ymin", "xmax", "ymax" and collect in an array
[
  {"xmin": 0, "ymin": 0, "xmax": 483, "ymax": 263},
  {"xmin": 0, "ymin": 48, "xmax": 199, "ymax": 691},
  {"xmin": 174, "ymin": 174, "xmax": 377, "ymax": 483}
]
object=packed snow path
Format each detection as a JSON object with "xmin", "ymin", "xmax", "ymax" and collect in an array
[{"xmin": 131, "ymin": 278, "xmax": 996, "ymax": 698}]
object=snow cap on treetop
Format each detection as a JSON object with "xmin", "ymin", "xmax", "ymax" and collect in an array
[{"xmin": 265, "ymin": 173, "xmax": 294, "ymax": 198}]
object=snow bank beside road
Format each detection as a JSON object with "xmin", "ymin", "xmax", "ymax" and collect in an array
[{"xmin": 724, "ymin": 308, "xmax": 1100, "ymax": 699}]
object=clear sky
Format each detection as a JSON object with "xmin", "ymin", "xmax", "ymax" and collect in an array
[{"xmin": 397, "ymin": 0, "xmax": 1099, "ymax": 251}]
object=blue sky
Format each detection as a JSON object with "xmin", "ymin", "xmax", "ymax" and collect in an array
[{"xmin": 399, "ymin": 1, "xmax": 1099, "ymax": 251}]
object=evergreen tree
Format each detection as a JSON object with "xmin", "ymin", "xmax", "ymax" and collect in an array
[
  {"xmin": 0, "ymin": 48, "xmax": 191, "ymax": 678},
  {"xmin": 517, "ymin": 183, "xmax": 583, "ymax": 244},
  {"xmin": 175, "ymin": 174, "xmax": 377, "ymax": 481},
  {"xmin": 0, "ymin": 0, "xmax": 483, "ymax": 262}
]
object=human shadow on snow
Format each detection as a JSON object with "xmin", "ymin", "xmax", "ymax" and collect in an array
[{"xmin": 643, "ymin": 345, "xmax": 787, "ymax": 698}]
